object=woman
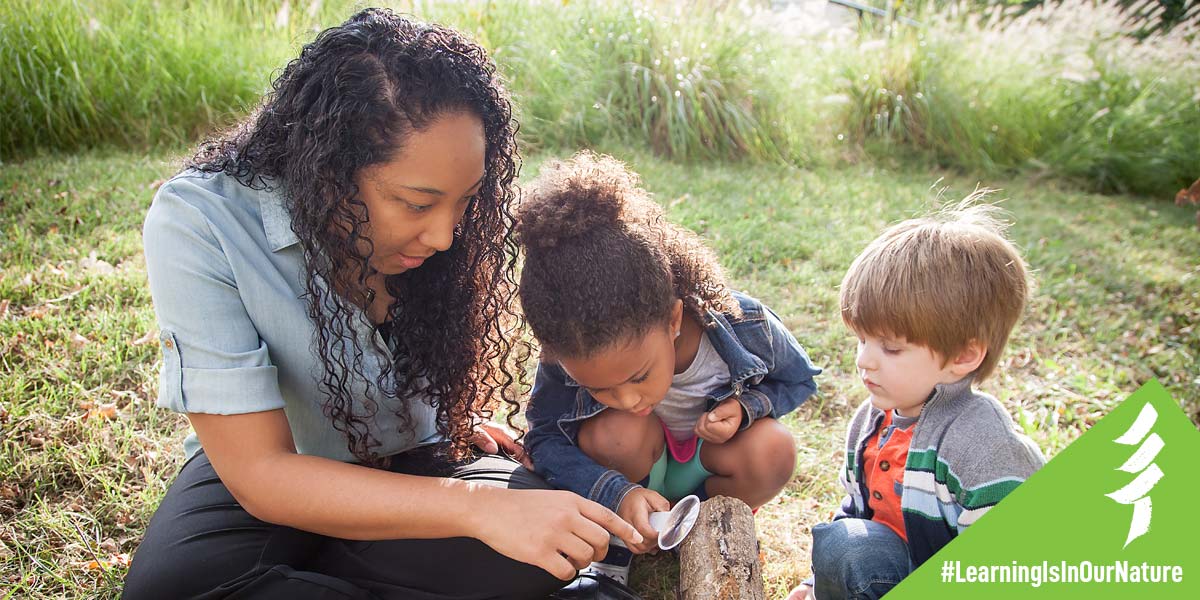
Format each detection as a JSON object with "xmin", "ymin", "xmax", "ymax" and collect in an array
[{"xmin": 123, "ymin": 9, "xmax": 639, "ymax": 599}]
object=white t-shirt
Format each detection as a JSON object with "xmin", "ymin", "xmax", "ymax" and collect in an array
[{"xmin": 654, "ymin": 331, "xmax": 732, "ymax": 441}]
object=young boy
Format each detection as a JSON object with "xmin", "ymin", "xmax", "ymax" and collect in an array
[{"xmin": 789, "ymin": 202, "xmax": 1046, "ymax": 600}]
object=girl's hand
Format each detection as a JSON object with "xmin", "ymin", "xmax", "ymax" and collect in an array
[
  {"xmin": 470, "ymin": 421, "xmax": 533, "ymax": 469},
  {"xmin": 473, "ymin": 487, "xmax": 643, "ymax": 581},
  {"xmin": 694, "ymin": 396, "xmax": 743, "ymax": 444},
  {"xmin": 616, "ymin": 487, "xmax": 671, "ymax": 554}
]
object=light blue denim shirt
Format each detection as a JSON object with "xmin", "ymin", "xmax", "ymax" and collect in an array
[{"xmin": 143, "ymin": 170, "xmax": 441, "ymax": 461}]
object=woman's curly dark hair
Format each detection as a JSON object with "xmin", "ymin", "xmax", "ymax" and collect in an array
[
  {"xmin": 515, "ymin": 151, "xmax": 739, "ymax": 360},
  {"xmin": 188, "ymin": 8, "xmax": 525, "ymax": 464}
]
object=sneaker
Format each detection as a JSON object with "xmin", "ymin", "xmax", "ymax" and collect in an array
[
  {"xmin": 583, "ymin": 542, "xmax": 633, "ymax": 585},
  {"xmin": 550, "ymin": 566, "xmax": 641, "ymax": 600}
]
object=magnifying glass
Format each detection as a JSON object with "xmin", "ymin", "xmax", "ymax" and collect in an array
[{"xmin": 647, "ymin": 494, "xmax": 701, "ymax": 551}]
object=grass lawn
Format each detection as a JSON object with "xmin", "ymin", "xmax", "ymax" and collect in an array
[{"xmin": 1, "ymin": 145, "xmax": 1197, "ymax": 599}]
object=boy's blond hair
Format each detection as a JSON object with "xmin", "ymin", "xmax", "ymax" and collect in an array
[{"xmin": 839, "ymin": 198, "xmax": 1030, "ymax": 381}]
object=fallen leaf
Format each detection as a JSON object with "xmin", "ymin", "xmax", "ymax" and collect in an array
[
  {"xmin": 0, "ymin": 299, "xmax": 8, "ymax": 319},
  {"xmin": 84, "ymin": 403, "xmax": 118, "ymax": 421},
  {"xmin": 130, "ymin": 329, "xmax": 158, "ymax": 346},
  {"xmin": 80, "ymin": 251, "xmax": 115, "ymax": 275}
]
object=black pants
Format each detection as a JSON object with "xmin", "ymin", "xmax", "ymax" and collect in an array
[{"xmin": 122, "ymin": 444, "xmax": 565, "ymax": 600}]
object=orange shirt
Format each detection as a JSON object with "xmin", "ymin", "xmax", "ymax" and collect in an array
[{"xmin": 861, "ymin": 411, "xmax": 916, "ymax": 541}]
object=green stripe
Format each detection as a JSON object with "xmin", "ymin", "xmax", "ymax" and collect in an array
[
  {"xmin": 958, "ymin": 478, "xmax": 1023, "ymax": 509},
  {"xmin": 934, "ymin": 458, "xmax": 963, "ymax": 496},
  {"xmin": 906, "ymin": 451, "xmax": 1021, "ymax": 507},
  {"xmin": 905, "ymin": 448, "xmax": 939, "ymax": 472}
]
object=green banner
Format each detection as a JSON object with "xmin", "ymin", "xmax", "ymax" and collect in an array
[{"xmin": 889, "ymin": 380, "xmax": 1197, "ymax": 598}]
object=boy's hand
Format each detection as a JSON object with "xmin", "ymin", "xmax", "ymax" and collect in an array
[
  {"xmin": 616, "ymin": 487, "xmax": 670, "ymax": 554},
  {"xmin": 785, "ymin": 584, "xmax": 814, "ymax": 600},
  {"xmin": 694, "ymin": 396, "xmax": 743, "ymax": 444}
]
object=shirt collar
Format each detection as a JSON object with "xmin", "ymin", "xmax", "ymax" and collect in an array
[
  {"xmin": 259, "ymin": 188, "xmax": 300, "ymax": 252},
  {"xmin": 927, "ymin": 375, "xmax": 975, "ymax": 407}
]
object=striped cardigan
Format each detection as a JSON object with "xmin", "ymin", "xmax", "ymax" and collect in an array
[{"xmin": 835, "ymin": 376, "xmax": 1046, "ymax": 567}]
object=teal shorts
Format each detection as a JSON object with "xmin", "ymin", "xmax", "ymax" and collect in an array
[{"xmin": 646, "ymin": 427, "xmax": 712, "ymax": 502}]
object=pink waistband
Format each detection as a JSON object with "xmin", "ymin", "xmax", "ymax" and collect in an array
[{"xmin": 660, "ymin": 421, "xmax": 699, "ymax": 462}]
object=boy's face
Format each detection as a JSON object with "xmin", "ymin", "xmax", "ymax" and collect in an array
[{"xmin": 855, "ymin": 332, "xmax": 971, "ymax": 417}]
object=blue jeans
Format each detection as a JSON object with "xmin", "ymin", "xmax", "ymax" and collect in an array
[{"xmin": 811, "ymin": 518, "xmax": 912, "ymax": 600}]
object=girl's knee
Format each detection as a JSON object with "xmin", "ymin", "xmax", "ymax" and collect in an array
[
  {"xmin": 577, "ymin": 411, "xmax": 663, "ymax": 478},
  {"xmin": 741, "ymin": 419, "xmax": 797, "ymax": 485}
]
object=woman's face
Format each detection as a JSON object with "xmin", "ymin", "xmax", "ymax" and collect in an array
[{"xmin": 353, "ymin": 111, "xmax": 487, "ymax": 275}]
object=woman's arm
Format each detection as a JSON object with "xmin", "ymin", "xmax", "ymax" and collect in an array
[
  {"xmin": 145, "ymin": 181, "xmax": 639, "ymax": 580},
  {"xmin": 191, "ymin": 409, "xmax": 642, "ymax": 580}
]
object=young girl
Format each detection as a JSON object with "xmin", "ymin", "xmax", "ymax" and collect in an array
[{"xmin": 517, "ymin": 152, "xmax": 822, "ymax": 584}]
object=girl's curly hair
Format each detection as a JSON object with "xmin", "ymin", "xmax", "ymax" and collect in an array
[
  {"xmin": 188, "ymin": 8, "xmax": 524, "ymax": 464},
  {"xmin": 515, "ymin": 151, "xmax": 739, "ymax": 360}
]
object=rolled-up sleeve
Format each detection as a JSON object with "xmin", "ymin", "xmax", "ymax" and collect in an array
[{"xmin": 143, "ymin": 182, "xmax": 286, "ymax": 415}]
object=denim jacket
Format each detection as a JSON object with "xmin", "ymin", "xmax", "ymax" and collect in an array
[{"xmin": 524, "ymin": 291, "xmax": 822, "ymax": 512}]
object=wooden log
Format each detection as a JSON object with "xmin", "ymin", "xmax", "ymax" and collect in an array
[{"xmin": 677, "ymin": 495, "xmax": 764, "ymax": 600}]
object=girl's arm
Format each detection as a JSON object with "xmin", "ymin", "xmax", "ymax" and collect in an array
[
  {"xmin": 524, "ymin": 362, "xmax": 641, "ymax": 513},
  {"xmin": 737, "ymin": 305, "xmax": 822, "ymax": 427},
  {"xmin": 190, "ymin": 409, "xmax": 641, "ymax": 581}
]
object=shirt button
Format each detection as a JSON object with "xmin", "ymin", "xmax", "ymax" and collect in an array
[
  {"xmin": 880, "ymin": 460, "xmax": 890, "ymax": 471},
  {"xmin": 872, "ymin": 490, "xmax": 883, "ymax": 500},
  {"xmin": 163, "ymin": 339, "xmax": 174, "ymax": 350}
]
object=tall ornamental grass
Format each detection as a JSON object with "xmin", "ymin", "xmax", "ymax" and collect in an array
[
  {"xmin": 818, "ymin": 0, "xmax": 1200, "ymax": 196},
  {"xmin": 0, "ymin": 0, "xmax": 345, "ymax": 156},
  {"xmin": 424, "ymin": 0, "xmax": 791, "ymax": 161},
  {"xmin": 2, "ymin": 0, "xmax": 1197, "ymax": 198}
]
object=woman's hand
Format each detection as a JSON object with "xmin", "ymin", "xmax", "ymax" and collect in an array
[
  {"xmin": 470, "ymin": 421, "xmax": 533, "ymax": 469},
  {"xmin": 694, "ymin": 396, "xmax": 744, "ymax": 444},
  {"xmin": 473, "ymin": 487, "xmax": 643, "ymax": 581},
  {"xmin": 616, "ymin": 487, "xmax": 671, "ymax": 554}
]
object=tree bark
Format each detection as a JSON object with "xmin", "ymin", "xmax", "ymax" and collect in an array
[{"xmin": 677, "ymin": 495, "xmax": 764, "ymax": 600}]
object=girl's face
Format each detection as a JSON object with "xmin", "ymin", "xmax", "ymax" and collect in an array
[
  {"xmin": 557, "ymin": 303, "xmax": 685, "ymax": 416},
  {"xmin": 352, "ymin": 111, "xmax": 487, "ymax": 275}
]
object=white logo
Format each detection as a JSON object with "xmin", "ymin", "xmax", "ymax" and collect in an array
[{"xmin": 1106, "ymin": 402, "xmax": 1164, "ymax": 548}]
